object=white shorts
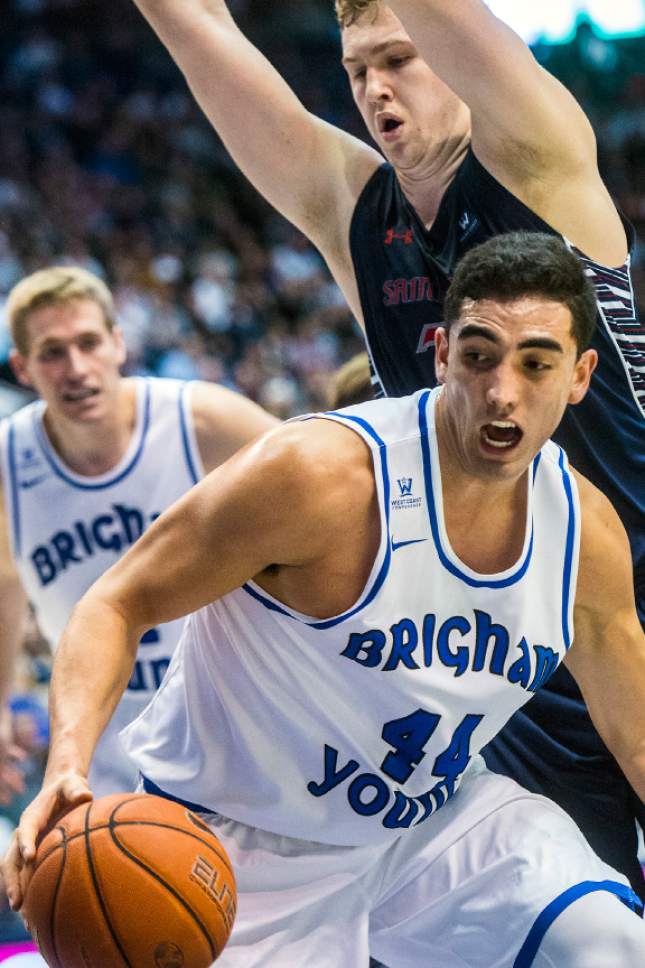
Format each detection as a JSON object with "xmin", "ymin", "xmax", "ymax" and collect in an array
[{"xmin": 190, "ymin": 759, "xmax": 645, "ymax": 967}]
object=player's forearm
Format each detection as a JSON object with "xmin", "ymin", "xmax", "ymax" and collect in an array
[
  {"xmin": 131, "ymin": 0, "xmax": 231, "ymax": 51},
  {"xmin": 46, "ymin": 594, "xmax": 142, "ymax": 780}
]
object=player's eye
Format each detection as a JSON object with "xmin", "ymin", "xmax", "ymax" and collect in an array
[
  {"xmin": 524, "ymin": 358, "xmax": 552, "ymax": 372},
  {"xmin": 79, "ymin": 335, "xmax": 102, "ymax": 351},
  {"xmin": 463, "ymin": 350, "xmax": 492, "ymax": 366},
  {"xmin": 38, "ymin": 346, "xmax": 65, "ymax": 361},
  {"xmin": 353, "ymin": 67, "xmax": 366, "ymax": 80}
]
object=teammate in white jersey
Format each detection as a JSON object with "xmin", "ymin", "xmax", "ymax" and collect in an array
[
  {"xmin": 6, "ymin": 234, "xmax": 645, "ymax": 966},
  {"xmin": 0, "ymin": 265, "xmax": 277, "ymax": 798}
]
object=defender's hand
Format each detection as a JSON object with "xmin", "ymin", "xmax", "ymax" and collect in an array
[{"xmin": 2, "ymin": 772, "xmax": 93, "ymax": 912}]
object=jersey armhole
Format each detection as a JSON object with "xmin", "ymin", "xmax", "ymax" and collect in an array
[{"xmin": 179, "ymin": 382, "xmax": 205, "ymax": 484}]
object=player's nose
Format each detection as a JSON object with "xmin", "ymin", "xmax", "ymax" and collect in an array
[
  {"xmin": 65, "ymin": 345, "xmax": 91, "ymax": 377},
  {"xmin": 485, "ymin": 363, "xmax": 519, "ymax": 414},
  {"xmin": 366, "ymin": 67, "xmax": 393, "ymax": 104}
]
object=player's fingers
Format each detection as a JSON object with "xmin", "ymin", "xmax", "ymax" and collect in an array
[
  {"xmin": 16, "ymin": 813, "xmax": 40, "ymax": 865},
  {"xmin": 3, "ymin": 833, "xmax": 26, "ymax": 911},
  {"xmin": 6, "ymin": 743, "xmax": 28, "ymax": 762},
  {"xmin": 60, "ymin": 778, "xmax": 93, "ymax": 811}
]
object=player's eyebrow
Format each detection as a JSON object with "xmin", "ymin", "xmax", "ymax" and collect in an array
[
  {"xmin": 517, "ymin": 337, "xmax": 564, "ymax": 353},
  {"xmin": 457, "ymin": 324, "xmax": 499, "ymax": 344},
  {"xmin": 457, "ymin": 324, "xmax": 563, "ymax": 353},
  {"xmin": 342, "ymin": 40, "xmax": 409, "ymax": 64}
]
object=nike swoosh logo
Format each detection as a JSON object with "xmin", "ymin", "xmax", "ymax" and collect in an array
[
  {"xmin": 391, "ymin": 537, "xmax": 428, "ymax": 552},
  {"xmin": 20, "ymin": 474, "xmax": 48, "ymax": 489}
]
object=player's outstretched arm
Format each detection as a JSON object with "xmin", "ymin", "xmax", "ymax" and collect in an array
[
  {"xmin": 378, "ymin": 0, "xmax": 626, "ymax": 264},
  {"xmin": 189, "ymin": 380, "xmax": 279, "ymax": 475},
  {"xmin": 0, "ymin": 483, "xmax": 29, "ymax": 805},
  {"xmin": 564, "ymin": 473, "xmax": 645, "ymax": 803},
  {"xmin": 130, "ymin": 0, "xmax": 381, "ymax": 256},
  {"xmin": 4, "ymin": 420, "xmax": 362, "ymax": 907}
]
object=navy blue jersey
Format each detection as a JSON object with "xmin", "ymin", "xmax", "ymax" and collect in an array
[
  {"xmin": 350, "ymin": 149, "xmax": 645, "ymax": 896},
  {"xmin": 350, "ymin": 149, "xmax": 644, "ymax": 604}
]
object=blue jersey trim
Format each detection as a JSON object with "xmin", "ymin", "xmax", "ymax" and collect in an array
[
  {"xmin": 513, "ymin": 879, "xmax": 643, "ymax": 967},
  {"xmin": 557, "ymin": 447, "xmax": 577, "ymax": 651},
  {"xmin": 33, "ymin": 381, "xmax": 152, "ymax": 490},
  {"xmin": 7, "ymin": 420, "xmax": 21, "ymax": 558},
  {"xmin": 179, "ymin": 382, "xmax": 199, "ymax": 485},
  {"xmin": 241, "ymin": 410, "xmax": 392, "ymax": 630},
  {"xmin": 418, "ymin": 391, "xmax": 536, "ymax": 589},
  {"xmin": 142, "ymin": 775, "xmax": 214, "ymax": 815}
]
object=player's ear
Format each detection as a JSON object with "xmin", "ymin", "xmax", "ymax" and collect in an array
[
  {"xmin": 568, "ymin": 348, "xmax": 597, "ymax": 405},
  {"xmin": 112, "ymin": 325, "xmax": 127, "ymax": 368},
  {"xmin": 434, "ymin": 327, "xmax": 450, "ymax": 385},
  {"xmin": 9, "ymin": 348, "xmax": 33, "ymax": 389}
]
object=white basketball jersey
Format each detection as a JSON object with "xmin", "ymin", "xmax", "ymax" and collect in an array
[
  {"xmin": 0, "ymin": 377, "xmax": 204, "ymax": 794},
  {"xmin": 123, "ymin": 387, "xmax": 581, "ymax": 845}
]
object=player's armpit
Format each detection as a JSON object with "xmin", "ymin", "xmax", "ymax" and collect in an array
[{"xmin": 564, "ymin": 473, "xmax": 645, "ymax": 803}]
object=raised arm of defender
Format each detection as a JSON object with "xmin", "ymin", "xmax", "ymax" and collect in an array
[
  {"xmin": 131, "ymin": 0, "xmax": 380, "ymax": 262},
  {"xmin": 383, "ymin": 0, "xmax": 626, "ymax": 265}
]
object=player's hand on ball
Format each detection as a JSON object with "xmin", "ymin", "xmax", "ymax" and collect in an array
[{"xmin": 2, "ymin": 770, "xmax": 92, "ymax": 912}]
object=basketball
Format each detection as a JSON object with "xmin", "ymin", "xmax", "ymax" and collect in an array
[{"xmin": 23, "ymin": 793, "xmax": 237, "ymax": 968}]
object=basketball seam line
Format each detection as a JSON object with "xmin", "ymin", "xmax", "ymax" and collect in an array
[
  {"xmin": 85, "ymin": 800, "xmax": 134, "ymax": 968},
  {"xmin": 36, "ymin": 822, "xmax": 234, "ymax": 874},
  {"xmin": 108, "ymin": 817, "xmax": 219, "ymax": 961}
]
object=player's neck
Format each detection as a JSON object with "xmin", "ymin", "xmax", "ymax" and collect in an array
[
  {"xmin": 41, "ymin": 380, "xmax": 138, "ymax": 477},
  {"xmin": 395, "ymin": 132, "xmax": 470, "ymax": 229}
]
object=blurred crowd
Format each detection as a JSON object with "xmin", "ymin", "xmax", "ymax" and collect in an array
[{"xmin": 0, "ymin": 0, "xmax": 644, "ymax": 942}]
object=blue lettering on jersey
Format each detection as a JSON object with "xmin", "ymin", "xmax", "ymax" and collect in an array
[
  {"xmin": 30, "ymin": 504, "xmax": 162, "ymax": 587},
  {"xmin": 308, "ymin": 710, "xmax": 484, "ymax": 830},
  {"xmin": 340, "ymin": 609, "xmax": 560, "ymax": 694}
]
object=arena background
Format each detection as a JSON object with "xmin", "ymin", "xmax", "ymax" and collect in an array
[{"xmin": 0, "ymin": 0, "xmax": 643, "ymax": 956}]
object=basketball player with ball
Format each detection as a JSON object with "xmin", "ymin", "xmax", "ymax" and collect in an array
[
  {"xmin": 0, "ymin": 266, "xmax": 277, "ymax": 800},
  {"xmin": 127, "ymin": 0, "xmax": 645, "ymax": 899},
  {"xmin": 6, "ymin": 234, "xmax": 645, "ymax": 966}
]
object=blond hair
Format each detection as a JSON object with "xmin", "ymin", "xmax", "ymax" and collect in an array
[
  {"xmin": 6, "ymin": 266, "xmax": 116, "ymax": 355},
  {"xmin": 330, "ymin": 352, "xmax": 374, "ymax": 408},
  {"xmin": 335, "ymin": 0, "xmax": 382, "ymax": 29}
]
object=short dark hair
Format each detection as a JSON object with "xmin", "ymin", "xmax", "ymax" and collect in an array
[{"xmin": 444, "ymin": 232, "xmax": 597, "ymax": 355}]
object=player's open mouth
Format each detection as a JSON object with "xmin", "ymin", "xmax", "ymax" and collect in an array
[
  {"xmin": 377, "ymin": 114, "xmax": 404, "ymax": 139},
  {"xmin": 62, "ymin": 388, "xmax": 99, "ymax": 402},
  {"xmin": 480, "ymin": 421, "xmax": 523, "ymax": 451}
]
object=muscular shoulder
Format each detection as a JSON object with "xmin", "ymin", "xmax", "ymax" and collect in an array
[{"xmin": 244, "ymin": 417, "xmax": 376, "ymax": 560}]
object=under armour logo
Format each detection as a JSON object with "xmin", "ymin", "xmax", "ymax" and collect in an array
[
  {"xmin": 384, "ymin": 227, "xmax": 414, "ymax": 246},
  {"xmin": 459, "ymin": 212, "xmax": 470, "ymax": 231}
]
